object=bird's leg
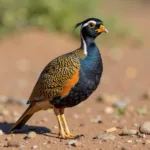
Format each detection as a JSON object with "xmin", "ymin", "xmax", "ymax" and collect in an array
[
  {"xmin": 53, "ymin": 108, "xmax": 70, "ymax": 139},
  {"xmin": 60, "ymin": 108, "xmax": 75, "ymax": 138}
]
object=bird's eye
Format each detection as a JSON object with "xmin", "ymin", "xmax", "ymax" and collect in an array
[{"xmin": 88, "ymin": 22, "xmax": 95, "ymax": 28}]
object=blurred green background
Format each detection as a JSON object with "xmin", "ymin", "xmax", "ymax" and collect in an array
[{"xmin": 0, "ymin": 0, "xmax": 144, "ymax": 45}]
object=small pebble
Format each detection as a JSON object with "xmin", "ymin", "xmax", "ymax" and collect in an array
[
  {"xmin": 67, "ymin": 140, "xmax": 82, "ymax": 147},
  {"xmin": 27, "ymin": 131, "xmax": 37, "ymax": 139},
  {"xmin": 113, "ymin": 101, "xmax": 127, "ymax": 109},
  {"xmin": 93, "ymin": 134, "xmax": 116, "ymax": 141},
  {"xmin": 140, "ymin": 122, "xmax": 150, "ymax": 134},
  {"xmin": 121, "ymin": 129, "xmax": 137, "ymax": 135},
  {"xmin": 133, "ymin": 123, "xmax": 139, "ymax": 128},
  {"xmin": 127, "ymin": 140, "xmax": 132, "ymax": 143},
  {"xmin": 105, "ymin": 106, "xmax": 114, "ymax": 114},
  {"xmin": 32, "ymin": 145, "xmax": 38, "ymax": 149},
  {"xmin": 137, "ymin": 132, "xmax": 146, "ymax": 138},
  {"xmin": 0, "ymin": 130, "xmax": 4, "ymax": 135},
  {"xmin": 7, "ymin": 140, "xmax": 20, "ymax": 147},
  {"xmin": 67, "ymin": 140, "xmax": 76, "ymax": 145},
  {"xmin": 106, "ymin": 127, "xmax": 117, "ymax": 133}
]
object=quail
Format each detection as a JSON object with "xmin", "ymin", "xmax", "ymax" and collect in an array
[{"xmin": 10, "ymin": 18, "xmax": 108, "ymax": 138}]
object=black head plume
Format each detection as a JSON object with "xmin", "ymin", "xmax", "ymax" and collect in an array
[{"xmin": 74, "ymin": 21, "xmax": 84, "ymax": 30}]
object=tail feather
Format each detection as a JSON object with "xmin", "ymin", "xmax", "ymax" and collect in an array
[{"xmin": 9, "ymin": 104, "xmax": 37, "ymax": 133}]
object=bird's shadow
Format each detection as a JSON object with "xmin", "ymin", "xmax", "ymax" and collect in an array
[{"xmin": 0, "ymin": 122, "xmax": 58, "ymax": 138}]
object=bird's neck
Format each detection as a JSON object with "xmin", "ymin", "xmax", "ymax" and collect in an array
[{"xmin": 80, "ymin": 33, "xmax": 96, "ymax": 56}]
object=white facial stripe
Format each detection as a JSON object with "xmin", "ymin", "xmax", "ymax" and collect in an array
[
  {"xmin": 81, "ymin": 33, "xmax": 87, "ymax": 56},
  {"xmin": 82, "ymin": 20, "xmax": 96, "ymax": 28}
]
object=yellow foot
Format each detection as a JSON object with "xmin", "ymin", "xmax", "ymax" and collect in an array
[
  {"xmin": 58, "ymin": 131, "xmax": 75, "ymax": 139},
  {"xmin": 65, "ymin": 132, "xmax": 76, "ymax": 138}
]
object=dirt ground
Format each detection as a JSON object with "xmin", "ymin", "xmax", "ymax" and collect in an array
[{"xmin": 0, "ymin": 1, "xmax": 150, "ymax": 150}]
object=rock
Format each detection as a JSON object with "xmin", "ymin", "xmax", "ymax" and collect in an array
[
  {"xmin": 127, "ymin": 140, "xmax": 132, "ymax": 143},
  {"xmin": 106, "ymin": 127, "xmax": 117, "ymax": 133},
  {"xmin": 97, "ymin": 94, "xmax": 119, "ymax": 105},
  {"xmin": 32, "ymin": 145, "xmax": 38, "ymax": 149},
  {"xmin": 113, "ymin": 101, "xmax": 127, "ymax": 109},
  {"xmin": 121, "ymin": 129, "xmax": 137, "ymax": 135},
  {"xmin": 133, "ymin": 123, "xmax": 139, "ymax": 128},
  {"xmin": 104, "ymin": 107, "xmax": 114, "ymax": 114},
  {"xmin": 0, "ymin": 130, "xmax": 4, "ymax": 135},
  {"xmin": 67, "ymin": 140, "xmax": 76, "ymax": 145},
  {"xmin": 27, "ymin": 131, "xmax": 37, "ymax": 139},
  {"xmin": 93, "ymin": 134, "xmax": 116, "ymax": 141},
  {"xmin": 140, "ymin": 122, "xmax": 150, "ymax": 134},
  {"xmin": 7, "ymin": 140, "xmax": 20, "ymax": 147},
  {"xmin": 67, "ymin": 140, "xmax": 82, "ymax": 147}
]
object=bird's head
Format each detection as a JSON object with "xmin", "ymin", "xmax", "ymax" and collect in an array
[{"xmin": 75, "ymin": 18, "xmax": 108, "ymax": 39}]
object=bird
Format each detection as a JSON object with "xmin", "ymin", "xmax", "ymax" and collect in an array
[{"xmin": 10, "ymin": 18, "xmax": 108, "ymax": 139}]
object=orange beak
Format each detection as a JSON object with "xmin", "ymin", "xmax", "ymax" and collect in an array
[{"xmin": 96, "ymin": 25, "xmax": 108, "ymax": 33}]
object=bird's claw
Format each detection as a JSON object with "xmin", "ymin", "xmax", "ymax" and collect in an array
[{"xmin": 58, "ymin": 131, "xmax": 76, "ymax": 139}]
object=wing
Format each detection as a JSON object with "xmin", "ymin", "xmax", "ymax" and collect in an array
[{"xmin": 27, "ymin": 53, "xmax": 80, "ymax": 104}]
